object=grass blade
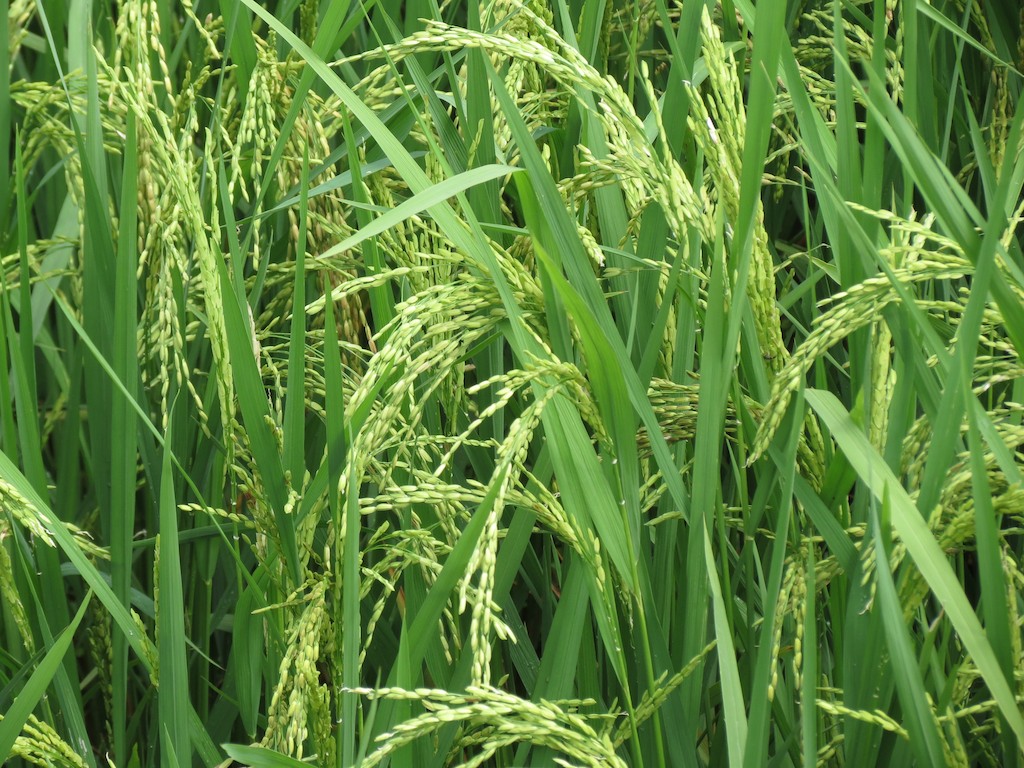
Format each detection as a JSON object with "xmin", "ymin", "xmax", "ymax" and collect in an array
[
  {"xmin": 0, "ymin": 592, "xmax": 92, "ymax": 763},
  {"xmin": 806, "ymin": 388, "xmax": 1024, "ymax": 746}
]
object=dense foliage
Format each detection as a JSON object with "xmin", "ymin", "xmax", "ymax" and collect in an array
[{"xmin": 2, "ymin": 0, "xmax": 1024, "ymax": 766}]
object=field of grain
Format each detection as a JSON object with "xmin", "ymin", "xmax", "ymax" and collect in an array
[{"xmin": 2, "ymin": 1, "xmax": 1024, "ymax": 766}]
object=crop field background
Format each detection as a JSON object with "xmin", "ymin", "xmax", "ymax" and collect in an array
[{"xmin": 2, "ymin": 0, "xmax": 1024, "ymax": 765}]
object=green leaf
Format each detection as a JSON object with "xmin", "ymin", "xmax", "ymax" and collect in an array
[
  {"xmin": 806, "ymin": 388, "xmax": 1024, "ymax": 747},
  {"xmin": 0, "ymin": 592, "xmax": 92, "ymax": 763},
  {"xmin": 868, "ymin": 491, "xmax": 947, "ymax": 767},
  {"xmin": 158, "ymin": 419, "xmax": 191, "ymax": 768},
  {"xmin": 222, "ymin": 743, "xmax": 312, "ymax": 768}
]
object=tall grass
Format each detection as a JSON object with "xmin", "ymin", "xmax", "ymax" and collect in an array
[{"xmin": 2, "ymin": 0, "xmax": 1024, "ymax": 766}]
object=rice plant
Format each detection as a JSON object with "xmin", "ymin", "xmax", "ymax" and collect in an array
[{"xmin": 2, "ymin": 0, "xmax": 1024, "ymax": 766}]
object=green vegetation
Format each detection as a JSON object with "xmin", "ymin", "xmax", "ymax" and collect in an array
[{"xmin": 2, "ymin": 0, "xmax": 1024, "ymax": 765}]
